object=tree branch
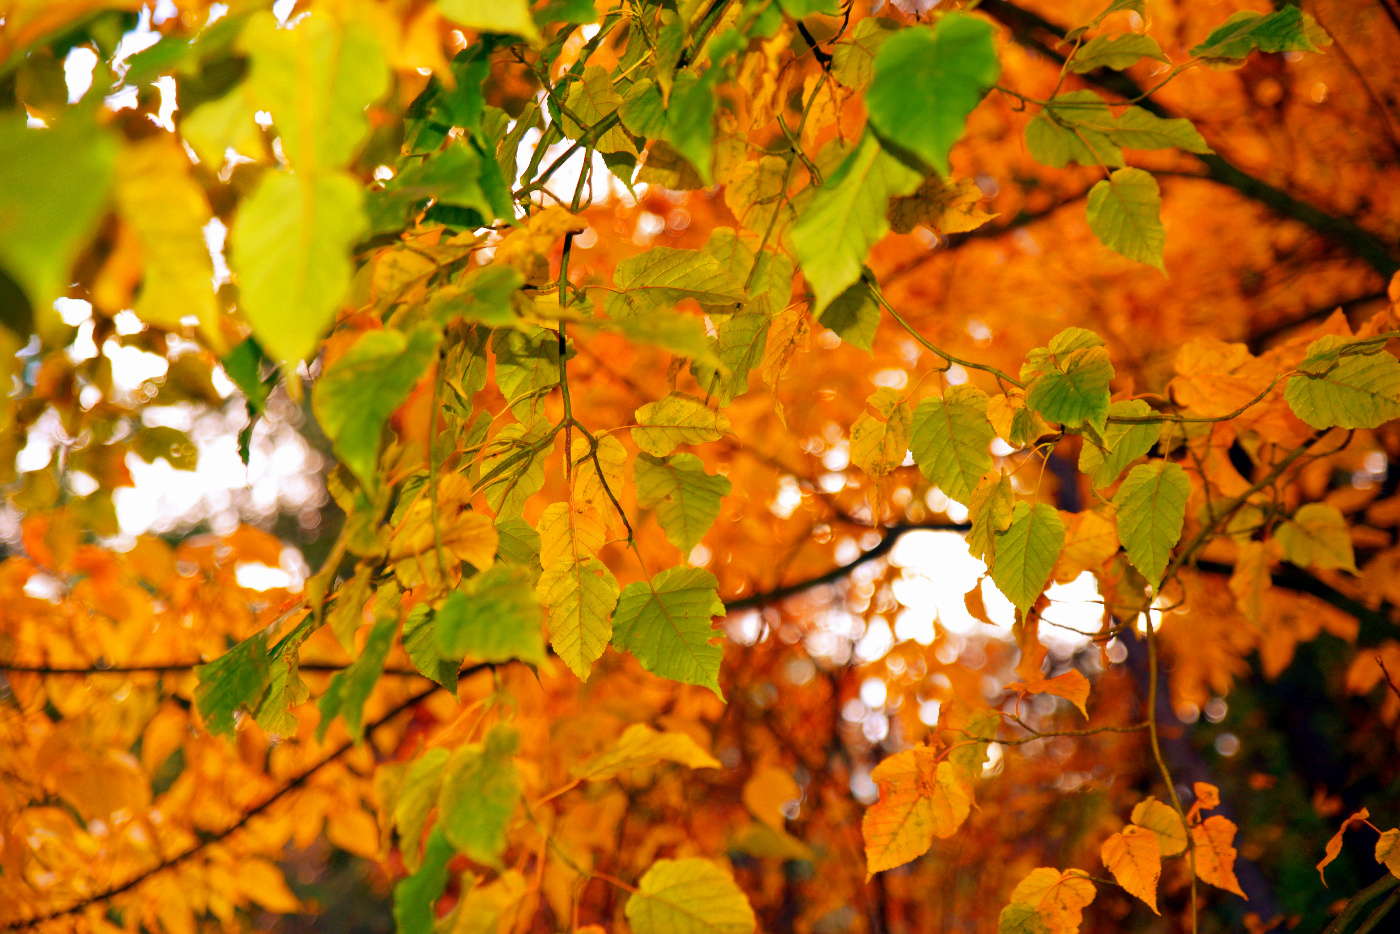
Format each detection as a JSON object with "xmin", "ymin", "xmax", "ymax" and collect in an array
[
  {"xmin": 724, "ymin": 522, "xmax": 969, "ymax": 612},
  {"xmin": 977, "ymin": 0, "xmax": 1400, "ymax": 277}
]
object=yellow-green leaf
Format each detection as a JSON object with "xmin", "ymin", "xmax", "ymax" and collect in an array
[
  {"xmin": 611, "ymin": 566, "xmax": 726, "ymax": 697},
  {"xmin": 537, "ymin": 502, "xmax": 617, "ymax": 679},
  {"xmin": 634, "ymin": 453, "xmax": 732, "ymax": 553},
  {"xmin": 991, "ymin": 502, "xmax": 1066, "ymax": 614},
  {"xmin": 1113, "ymin": 461, "xmax": 1190, "ymax": 588},
  {"xmin": 910, "ymin": 385, "xmax": 995, "ymax": 505},
  {"xmin": 626, "ymin": 858, "xmax": 756, "ymax": 934},
  {"xmin": 1276, "ymin": 502, "xmax": 1357, "ymax": 573},
  {"xmin": 633, "ymin": 393, "xmax": 731, "ymax": 457},
  {"xmin": 437, "ymin": 725, "xmax": 520, "ymax": 867},
  {"xmin": 1130, "ymin": 796, "xmax": 1188, "ymax": 858},
  {"xmin": 573, "ymin": 723, "xmax": 721, "ymax": 781}
]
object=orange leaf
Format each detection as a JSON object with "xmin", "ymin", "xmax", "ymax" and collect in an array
[
  {"xmin": 1192, "ymin": 815, "xmax": 1247, "ymax": 899},
  {"xmin": 1193, "ymin": 781, "xmax": 1221, "ymax": 813},
  {"xmin": 743, "ymin": 766, "xmax": 801, "ymax": 832},
  {"xmin": 1102, "ymin": 825, "xmax": 1161, "ymax": 914},
  {"xmin": 1318, "ymin": 808, "xmax": 1370, "ymax": 886},
  {"xmin": 862, "ymin": 748, "xmax": 971, "ymax": 877},
  {"xmin": 1005, "ymin": 670, "xmax": 1092, "ymax": 719},
  {"xmin": 1376, "ymin": 828, "xmax": 1400, "ymax": 879}
]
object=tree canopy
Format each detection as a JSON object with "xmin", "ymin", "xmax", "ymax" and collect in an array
[{"xmin": 3, "ymin": 1, "xmax": 1400, "ymax": 933}]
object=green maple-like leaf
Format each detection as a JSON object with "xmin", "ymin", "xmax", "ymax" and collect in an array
[
  {"xmin": 634, "ymin": 453, "xmax": 733, "ymax": 553},
  {"xmin": 611, "ymin": 567, "xmax": 727, "ymax": 698}
]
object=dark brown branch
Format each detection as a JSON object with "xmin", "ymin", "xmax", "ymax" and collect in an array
[
  {"xmin": 977, "ymin": 0, "xmax": 1400, "ymax": 277},
  {"xmin": 0, "ymin": 662, "xmax": 436, "ymax": 676},
  {"xmin": 0, "ymin": 667, "xmax": 487, "ymax": 932},
  {"xmin": 1246, "ymin": 290, "xmax": 1389, "ymax": 352},
  {"xmin": 724, "ymin": 521, "xmax": 969, "ymax": 612}
]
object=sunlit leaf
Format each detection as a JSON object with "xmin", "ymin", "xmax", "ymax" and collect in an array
[
  {"xmin": 635, "ymin": 453, "xmax": 732, "ymax": 553},
  {"xmin": 991, "ymin": 502, "xmax": 1066, "ymax": 614},
  {"xmin": 438, "ymin": 725, "xmax": 520, "ymax": 866},
  {"xmin": 1086, "ymin": 167, "xmax": 1165, "ymax": 270},
  {"xmin": 625, "ymin": 858, "xmax": 757, "ymax": 934},
  {"xmin": 910, "ymin": 385, "xmax": 996, "ymax": 505},
  {"xmin": 573, "ymin": 723, "xmax": 721, "ymax": 781},
  {"xmin": 1101, "ymin": 825, "xmax": 1161, "ymax": 913},
  {"xmin": 1113, "ymin": 461, "xmax": 1190, "ymax": 588}
]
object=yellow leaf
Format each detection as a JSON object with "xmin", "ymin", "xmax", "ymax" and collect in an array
[
  {"xmin": 1192, "ymin": 814, "xmax": 1247, "ymax": 899},
  {"xmin": 626, "ymin": 858, "xmax": 756, "ymax": 934},
  {"xmin": 1004, "ymin": 669, "xmax": 1091, "ymax": 719},
  {"xmin": 999, "ymin": 867, "xmax": 1095, "ymax": 934},
  {"xmin": 742, "ymin": 766, "xmax": 801, "ymax": 831},
  {"xmin": 863, "ymin": 748, "xmax": 971, "ymax": 877},
  {"xmin": 1054, "ymin": 509, "xmax": 1119, "ymax": 583},
  {"xmin": 1101, "ymin": 825, "xmax": 1161, "ymax": 914},
  {"xmin": 114, "ymin": 138, "xmax": 222, "ymax": 349},
  {"xmin": 570, "ymin": 434, "xmax": 627, "ymax": 524},
  {"xmin": 326, "ymin": 806, "xmax": 380, "ymax": 859},
  {"xmin": 1229, "ymin": 539, "xmax": 1272, "ymax": 626},
  {"xmin": 1131, "ymin": 796, "xmax": 1188, "ymax": 858},
  {"xmin": 453, "ymin": 870, "xmax": 528, "ymax": 934},
  {"xmin": 633, "ymin": 393, "xmax": 731, "ymax": 456},
  {"xmin": 573, "ymin": 723, "xmax": 721, "ymax": 781},
  {"xmin": 1376, "ymin": 828, "xmax": 1400, "ymax": 879},
  {"xmin": 389, "ymin": 474, "xmax": 499, "ymax": 569},
  {"xmin": 889, "ymin": 175, "xmax": 995, "ymax": 236},
  {"xmin": 1193, "ymin": 781, "xmax": 1221, "ymax": 813},
  {"xmin": 537, "ymin": 501, "xmax": 616, "ymax": 678},
  {"xmin": 850, "ymin": 388, "xmax": 912, "ymax": 478},
  {"xmin": 238, "ymin": 858, "xmax": 301, "ymax": 913}
]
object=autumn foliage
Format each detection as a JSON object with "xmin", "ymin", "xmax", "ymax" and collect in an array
[{"xmin": 5, "ymin": 0, "xmax": 1400, "ymax": 933}]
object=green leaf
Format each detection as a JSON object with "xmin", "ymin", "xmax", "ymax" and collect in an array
[
  {"xmin": 832, "ymin": 17, "xmax": 900, "ymax": 94},
  {"xmin": 221, "ymin": 338, "xmax": 271, "ymax": 415},
  {"xmin": 1086, "ymin": 167, "xmax": 1165, "ymax": 270},
  {"xmin": 1297, "ymin": 333, "xmax": 1396, "ymax": 375},
  {"xmin": 496, "ymin": 517, "xmax": 543, "ymax": 578},
  {"xmin": 866, "ymin": 14, "xmax": 1000, "ymax": 176},
  {"xmin": 817, "ymin": 279, "xmax": 882, "ymax": 352},
  {"xmin": 195, "ymin": 632, "xmax": 271, "ymax": 738},
  {"xmin": 1079, "ymin": 399, "xmax": 1159, "ymax": 488},
  {"xmin": 313, "ymin": 325, "xmax": 440, "ymax": 488},
  {"xmin": 1025, "ymin": 106, "xmax": 1124, "ymax": 169},
  {"xmin": 439, "ymin": 0, "xmax": 543, "ymax": 43},
  {"xmin": 437, "ymin": 565, "xmax": 545, "ymax": 664},
  {"xmin": 437, "ymin": 724, "xmax": 521, "ymax": 866},
  {"xmin": 1025, "ymin": 345, "xmax": 1115, "ymax": 435},
  {"xmin": 1284, "ymin": 336, "xmax": 1400, "ymax": 429},
  {"xmin": 778, "ymin": 0, "xmax": 840, "ymax": 17},
  {"xmin": 393, "ymin": 827, "xmax": 454, "ymax": 934},
  {"xmin": 607, "ymin": 312, "xmax": 721, "ymax": 370},
  {"xmin": 1112, "ymin": 461, "xmax": 1190, "ymax": 588},
  {"xmin": 1276, "ymin": 502, "xmax": 1357, "ymax": 573},
  {"xmin": 626, "ymin": 858, "xmax": 757, "ymax": 934},
  {"xmin": 1108, "ymin": 107, "xmax": 1212, "ymax": 154},
  {"xmin": 251, "ymin": 623, "xmax": 312, "ymax": 737},
  {"xmin": 620, "ymin": 78, "xmax": 668, "ymax": 139},
  {"xmin": 633, "ymin": 393, "xmax": 732, "ymax": 456},
  {"xmin": 130, "ymin": 426, "xmax": 199, "ymax": 471},
  {"xmin": 317, "ymin": 615, "xmax": 397, "ymax": 743},
  {"xmin": 990, "ymin": 502, "xmax": 1066, "ymax": 614},
  {"xmin": 393, "ymin": 747, "xmax": 450, "ymax": 873},
  {"xmin": 967, "ymin": 471, "xmax": 1014, "ymax": 565},
  {"xmin": 180, "ymin": 86, "xmax": 263, "ymax": 169},
  {"xmin": 604, "ymin": 246, "xmax": 746, "ymax": 320},
  {"xmin": 1190, "ymin": 7, "xmax": 1317, "ymax": 62},
  {"xmin": 635, "ymin": 453, "xmax": 733, "ymax": 553},
  {"xmin": 402, "ymin": 603, "xmax": 460, "ymax": 692},
  {"xmin": 328, "ymin": 563, "xmax": 374, "ymax": 651},
  {"xmin": 492, "ymin": 326, "xmax": 561, "ymax": 421},
  {"xmin": 692, "ymin": 310, "xmax": 770, "ymax": 405},
  {"xmin": 427, "ymin": 265, "xmax": 523, "ymax": 327},
  {"xmin": 240, "ymin": 11, "xmax": 389, "ymax": 172},
  {"xmin": 231, "ymin": 170, "xmax": 367, "ymax": 364},
  {"xmin": 561, "ymin": 66, "xmax": 636, "ymax": 155},
  {"xmin": 667, "ymin": 70, "xmax": 718, "ymax": 184},
  {"xmin": 612, "ymin": 567, "xmax": 727, "ymax": 698},
  {"xmin": 0, "ymin": 115, "xmax": 117, "ymax": 314},
  {"xmin": 910, "ymin": 385, "xmax": 997, "ymax": 505},
  {"xmin": 1069, "ymin": 34, "xmax": 1168, "ymax": 73},
  {"xmin": 480, "ymin": 419, "xmax": 553, "ymax": 518},
  {"xmin": 791, "ymin": 133, "xmax": 922, "ymax": 313}
]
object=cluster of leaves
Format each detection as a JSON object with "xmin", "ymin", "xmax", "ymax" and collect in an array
[{"xmin": 5, "ymin": 1, "xmax": 1400, "ymax": 933}]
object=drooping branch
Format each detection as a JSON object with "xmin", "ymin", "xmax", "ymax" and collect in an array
[{"xmin": 977, "ymin": 0, "xmax": 1400, "ymax": 277}]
